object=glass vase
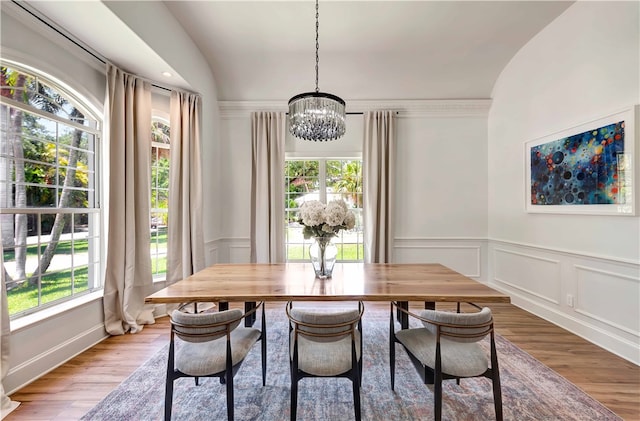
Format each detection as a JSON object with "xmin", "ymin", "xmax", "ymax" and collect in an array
[{"xmin": 309, "ymin": 236, "xmax": 337, "ymax": 279}]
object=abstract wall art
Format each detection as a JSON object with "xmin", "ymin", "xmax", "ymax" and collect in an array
[{"xmin": 525, "ymin": 106, "xmax": 637, "ymax": 215}]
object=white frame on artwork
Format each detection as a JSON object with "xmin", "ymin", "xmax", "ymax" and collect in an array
[{"xmin": 524, "ymin": 105, "xmax": 638, "ymax": 216}]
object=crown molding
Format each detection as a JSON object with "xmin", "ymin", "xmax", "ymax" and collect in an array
[{"xmin": 218, "ymin": 99, "xmax": 492, "ymax": 119}]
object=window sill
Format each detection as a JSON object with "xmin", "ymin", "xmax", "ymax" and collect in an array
[{"xmin": 10, "ymin": 290, "xmax": 104, "ymax": 332}]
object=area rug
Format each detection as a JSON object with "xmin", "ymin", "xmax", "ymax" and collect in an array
[{"xmin": 81, "ymin": 305, "xmax": 621, "ymax": 421}]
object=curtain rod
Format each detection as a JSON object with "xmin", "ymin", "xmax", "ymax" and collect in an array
[
  {"xmin": 12, "ymin": 0, "xmax": 172, "ymax": 92},
  {"xmin": 285, "ymin": 112, "xmax": 399, "ymax": 116}
]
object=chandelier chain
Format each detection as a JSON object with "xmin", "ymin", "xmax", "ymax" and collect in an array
[
  {"xmin": 315, "ymin": 0, "xmax": 319, "ymax": 92},
  {"xmin": 287, "ymin": 0, "xmax": 346, "ymax": 141}
]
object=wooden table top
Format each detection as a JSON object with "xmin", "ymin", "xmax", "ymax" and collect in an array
[{"xmin": 145, "ymin": 263, "xmax": 510, "ymax": 304}]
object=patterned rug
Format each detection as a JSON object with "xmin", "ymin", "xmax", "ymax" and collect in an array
[{"xmin": 81, "ymin": 304, "xmax": 620, "ymax": 421}]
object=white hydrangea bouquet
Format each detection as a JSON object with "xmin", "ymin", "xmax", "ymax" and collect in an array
[{"xmin": 297, "ymin": 199, "xmax": 356, "ymax": 239}]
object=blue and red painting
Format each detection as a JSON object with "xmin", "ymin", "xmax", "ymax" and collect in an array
[{"xmin": 530, "ymin": 121, "xmax": 626, "ymax": 205}]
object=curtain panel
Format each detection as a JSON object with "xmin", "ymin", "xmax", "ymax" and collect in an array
[
  {"xmin": 363, "ymin": 110, "xmax": 396, "ymax": 263},
  {"xmin": 250, "ymin": 112, "xmax": 286, "ymax": 263},
  {"xmin": 1, "ymin": 242, "xmax": 20, "ymax": 416},
  {"xmin": 167, "ymin": 91, "xmax": 205, "ymax": 284},
  {"xmin": 103, "ymin": 63, "xmax": 155, "ymax": 335}
]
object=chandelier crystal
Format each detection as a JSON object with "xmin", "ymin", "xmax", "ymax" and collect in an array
[{"xmin": 288, "ymin": 0, "xmax": 346, "ymax": 142}]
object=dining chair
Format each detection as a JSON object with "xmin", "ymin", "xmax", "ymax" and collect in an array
[
  {"xmin": 165, "ymin": 301, "xmax": 267, "ymax": 421},
  {"xmin": 390, "ymin": 302, "xmax": 503, "ymax": 421},
  {"xmin": 286, "ymin": 301, "xmax": 365, "ymax": 421}
]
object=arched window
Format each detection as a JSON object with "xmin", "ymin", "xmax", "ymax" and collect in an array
[
  {"xmin": 0, "ymin": 62, "xmax": 101, "ymax": 318},
  {"xmin": 150, "ymin": 118, "xmax": 169, "ymax": 279}
]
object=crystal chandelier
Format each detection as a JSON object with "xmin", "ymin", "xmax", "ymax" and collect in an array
[{"xmin": 288, "ymin": 0, "xmax": 346, "ymax": 142}]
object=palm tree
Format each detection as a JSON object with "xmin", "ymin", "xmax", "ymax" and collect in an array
[
  {"xmin": 1, "ymin": 66, "xmax": 89, "ymax": 287},
  {"xmin": 332, "ymin": 160, "xmax": 362, "ymax": 208}
]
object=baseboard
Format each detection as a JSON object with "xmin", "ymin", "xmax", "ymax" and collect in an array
[
  {"xmin": 494, "ymin": 283, "xmax": 640, "ymax": 366},
  {"xmin": 4, "ymin": 323, "xmax": 108, "ymax": 395}
]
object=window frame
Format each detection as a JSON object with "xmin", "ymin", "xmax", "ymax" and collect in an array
[
  {"xmin": 1, "ymin": 63, "xmax": 102, "ymax": 319},
  {"xmin": 285, "ymin": 158, "xmax": 364, "ymax": 263},
  {"xmin": 150, "ymin": 117, "xmax": 170, "ymax": 281}
]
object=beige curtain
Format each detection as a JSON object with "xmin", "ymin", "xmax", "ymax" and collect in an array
[
  {"xmin": 363, "ymin": 111, "xmax": 396, "ymax": 263},
  {"xmin": 103, "ymin": 63, "xmax": 155, "ymax": 335},
  {"xmin": 250, "ymin": 112, "xmax": 285, "ymax": 263},
  {"xmin": 1, "ymin": 243, "xmax": 20, "ymax": 418},
  {"xmin": 166, "ymin": 91, "xmax": 205, "ymax": 284}
]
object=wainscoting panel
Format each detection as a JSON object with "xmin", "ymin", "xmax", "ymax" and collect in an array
[
  {"xmin": 575, "ymin": 265, "xmax": 640, "ymax": 335},
  {"xmin": 206, "ymin": 242, "xmax": 219, "ymax": 266},
  {"xmin": 229, "ymin": 245, "xmax": 251, "ymax": 263},
  {"xmin": 489, "ymin": 239, "xmax": 640, "ymax": 365},
  {"xmin": 206, "ymin": 238, "xmax": 251, "ymax": 265},
  {"xmin": 493, "ymin": 248, "xmax": 561, "ymax": 305},
  {"xmin": 393, "ymin": 238, "xmax": 486, "ymax": 281}
]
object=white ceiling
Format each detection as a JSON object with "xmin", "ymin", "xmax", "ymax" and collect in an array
[{"xmin": 23, "ymin": 1, "xmax": 574, "ymax": 102}]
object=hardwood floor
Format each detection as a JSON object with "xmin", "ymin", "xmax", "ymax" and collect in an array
[{"xmin": 5, "ymin": 302, "xmax": 640, "ymax": 420}]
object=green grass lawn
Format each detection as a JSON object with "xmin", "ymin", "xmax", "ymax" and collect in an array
[
  {"xmin": 6, "ymin": 230, "xmax": 169, "ymax": 316},
  {"xmin": 3, "ymin": 238, "xmax": 89, "ymax": 262},
  {"xmin": 287, "ymin": 243, "xmax": 364, "ymax": 261},
  {"xmin": 7, "ymin": 266, "xmax": 89, "ymax": 315}
]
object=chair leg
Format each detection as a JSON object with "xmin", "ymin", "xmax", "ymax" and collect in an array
[
  {"xmin": 389, "ymin": 304, "xmax": 396, "ymax": 390},
  {"xmin": 290, "ymin": 376, "xmax": 298, "ymax": 421},
  {"xmin": 434, "ymin": 346, "xmax": 443, "ymax": 421},
  {"xmin": 353, "ymin": 372, "xmax": 362, "ymax": 421},
  {"xmin": 165, "ymin": 341, "xmax": 175, "ymax": 421},
  {"xmin": 226, "ymin": 368, "xmax": 234, "ymax": 421},
  {"xmin": 490, "ymin": 335, "xmax": 503, "ymax": 421},
  {"xmin": 291, "ymin": 337, "xmax": 299, "ymax": 421},
  {"xmin": 164, "ymin": 378, "xmax": 174, "ymax": 421},
  {"xmin": 226, "ymin": 339, "xmax": 234, "ymax": 421},
  {"xmin": 492, "ymin": 371, "xmax": 503, "ymax": 421},
  {"xmin": 262, "ymin": 305, "xmax": 267, "ymax": 386},
  {"xmin": 434, "ymin": 374, "xmax": 442, "ymax": 421}
]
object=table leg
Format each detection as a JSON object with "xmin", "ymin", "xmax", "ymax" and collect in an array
[
  {"xmin": 245, "ymin": 301, "xmax": 257, "ymax": 327},
  {"xmin": 397, "ymin": 301, "xmax": 409, "ymax": 329},
  {"xmin": 396, "ymin": 302, "xmax": 436, "ymax": 328},
  {"xmin": 218, "ymin": 302, "xmax": 229, "ymax": 311}
]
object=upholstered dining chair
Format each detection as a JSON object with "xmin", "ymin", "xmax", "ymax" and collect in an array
[
  {"xmin": 165, "ymin": 301, "xmax": 267, "ymax": 421},
  {"xmin": 390, "ymin": 302, "xmax": 503, "ymax": 421},
  {"xmin": 286, "ymin": 301, "xmax": 365, "ymax": 421}
]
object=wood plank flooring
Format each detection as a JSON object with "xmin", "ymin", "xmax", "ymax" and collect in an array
[{"xmin": 5, "ymin": 302, "xmax": 640, "ymax": 421}]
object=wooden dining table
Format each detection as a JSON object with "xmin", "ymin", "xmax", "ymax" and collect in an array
[{"xmin": 145, "ymin": 262, "xmax": 510, "ymax": 328}]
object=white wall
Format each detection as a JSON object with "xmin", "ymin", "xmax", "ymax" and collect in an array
[
  {"xmin": 103, "ymin": 1, "xmax": 223, "ymax": 259},
  {"xmin": 214, "ymin": 100, "xmax": 491, "ymax": 279},
  {"xmin": 488, "ymin": 1, "xmax": 640, "ymax": 363}
]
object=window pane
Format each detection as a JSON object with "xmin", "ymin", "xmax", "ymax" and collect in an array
[
  {"xmin": 150, "ymin": 119, "xmax": 170, "ymax": 281},
  {"xmin": 40, "ymin": 271, "xmax": 72, "ymax": 305},
  {"xmin": 151, "ymin": 219, "xmax": 167, "ymax": 278}
]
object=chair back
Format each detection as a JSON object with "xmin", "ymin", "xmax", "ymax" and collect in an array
[
  {"xmin": 419, "ymin": 307, "xmax": 493, "ymax": 343},
  {"xmin": 287, "ymin": 303, "xmax": 363, "ymax": 343},
  {"xmin": 170, "ymin": 308, "xmax": 244, "ymax": 343}
]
